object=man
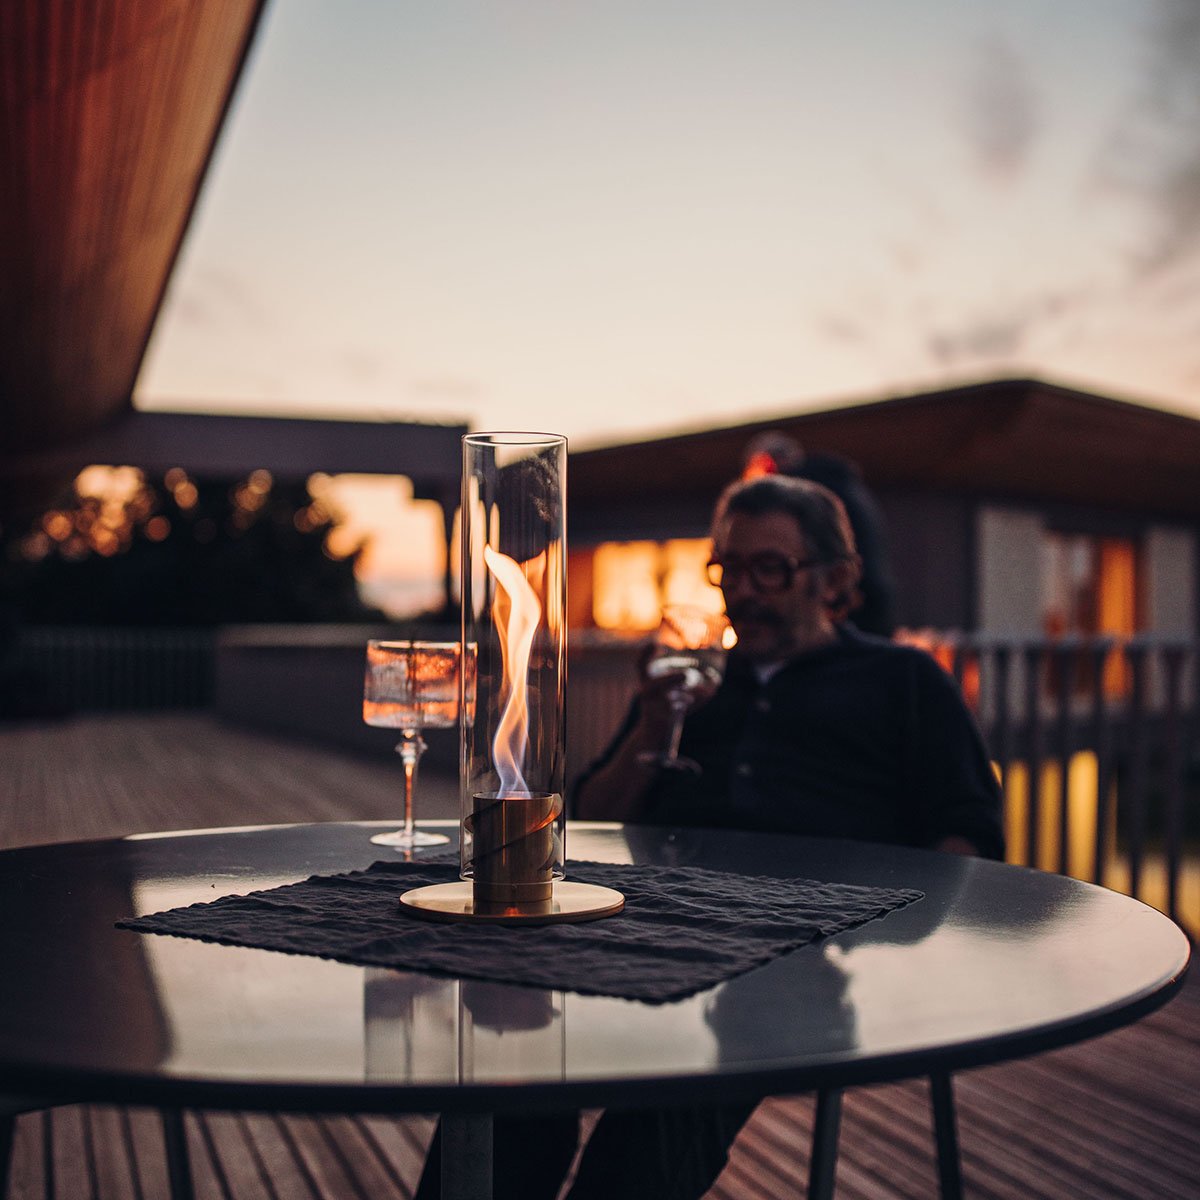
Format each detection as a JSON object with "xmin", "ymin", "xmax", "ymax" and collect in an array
[
  {"xmin": 558, "ymin": 476, "xmax": 1002, "ymax": 1198},
  {"xmin": 417, "ymin": 476, "xmax": 1002, "ymax": 1200},
  {"xmin": 576, "ymin": 474, "xmax": 1003, "ymax": 860}
]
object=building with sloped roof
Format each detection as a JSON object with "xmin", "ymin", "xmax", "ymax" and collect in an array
[{"xmin": 568, "ymin": 377, "xmax": 1200, "ymax": 643}]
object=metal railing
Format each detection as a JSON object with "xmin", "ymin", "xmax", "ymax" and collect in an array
[
  {"xmin": 933, "ymin": 632, "xmax": 1198, "ymax": 933},
  {"xmin": 13, "ymin": 627, "xmax": 216, "ymax": 710}
]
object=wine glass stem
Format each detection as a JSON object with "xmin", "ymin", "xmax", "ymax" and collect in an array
[
  {"xmin": 665, "ymin": 692, "xmax": 691, "ymax": 759},
  {"xmin": 396, "ymin": 730, "xmax": 428, "ymax": 839}
]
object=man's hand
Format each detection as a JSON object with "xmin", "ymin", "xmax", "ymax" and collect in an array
[
  {"xmin": 575, "ymin": 645, "xmax": 719, "ymax": 822},
  {"xmin": 634, "ymin": 644, "xmax": 720, "ymax": 734}
]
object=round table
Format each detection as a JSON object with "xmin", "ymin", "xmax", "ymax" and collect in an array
[{"xmin": 0, "ymin": 821, "xmax": 1189, "ymax": 1199}]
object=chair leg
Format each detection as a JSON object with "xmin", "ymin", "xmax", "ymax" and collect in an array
[
  {"xmin": 930, "ymin": 1071, "xmax": 963, "ymax": 1200},
  {"xmin": 1, "ymin": 1113, "xmax": 14, "ymax": 1200},
  {"xmin": 808, "ymin": 1087, "xmax": 843, "ymax": 1200},
  {"xmin": 160, "ymin": 1107, "xmax": 195, "ymax": 1200}
]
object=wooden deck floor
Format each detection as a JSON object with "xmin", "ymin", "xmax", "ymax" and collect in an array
[{"xmin": 2, "ymin": 713, "xmax": 1197, "ymax": 1199}]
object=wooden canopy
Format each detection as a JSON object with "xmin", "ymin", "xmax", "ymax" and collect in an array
[{"xmin": 0, "ymin": 1, "xmax": 265, "ymax": 496}]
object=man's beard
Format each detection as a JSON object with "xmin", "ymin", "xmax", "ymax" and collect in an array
[{"xmin": 727, "ymin": 572, "xmax": 821, "ymax": 632}]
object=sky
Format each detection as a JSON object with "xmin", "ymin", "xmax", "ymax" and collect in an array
[{"xmin": 136, "ymin": 0, "xmax": 1200, "ymax": 450}]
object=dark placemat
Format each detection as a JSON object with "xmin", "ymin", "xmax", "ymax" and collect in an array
[{"xmin": 119, "ymin": 860, "xmax": 922, "ymax": 1003}]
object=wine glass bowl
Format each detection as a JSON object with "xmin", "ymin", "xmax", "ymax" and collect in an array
[
  {"xmin": 364, "ymin": 640, "xmax": 463, "ymax": 849},
  {"xmin": 638, "ymin": 605, "xmax": 731, "ymax": 774}
]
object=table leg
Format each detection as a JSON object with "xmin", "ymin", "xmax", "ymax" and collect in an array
[
  {"xmin": 930, "ymin": 1071, "xmax": 963, "ymax": 1200},
  {"xmin": 160, "ymin": 1107, "xmax": 195, "ymax": 1200},
  {"xmin": 441, "ymin": 1112, "xmax": 493, "ymax": 1200},
  {"xmin": 808, "ymin": 1087, "xmax": 842, "ymax": 1200}
]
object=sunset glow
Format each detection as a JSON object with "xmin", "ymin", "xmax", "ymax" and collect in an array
[{"xmin": 137, "ymin": 2, "xmax": 1200, "ymax": 445}]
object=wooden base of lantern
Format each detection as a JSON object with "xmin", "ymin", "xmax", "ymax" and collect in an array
[{"xmin": 398, "ymin": 880, "xmax": 624, "ymax": 926}]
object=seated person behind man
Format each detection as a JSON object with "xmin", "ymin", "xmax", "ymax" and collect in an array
[
  {"xmin": 575, "ymin": 474, "xmax": 1004, "ymax": 861},
  {"xmin": 416, "ymin": 476, "xmax": 1002, "ymax": 1200}
]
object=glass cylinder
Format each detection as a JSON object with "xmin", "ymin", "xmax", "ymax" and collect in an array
[{"xmin": 460, "ymin": 432, "xmax": 567, "ymax": 911}]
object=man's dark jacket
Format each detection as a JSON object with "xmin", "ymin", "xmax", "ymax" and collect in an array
[{"xmin": 575, "ymin": 625, "xmax": 1005, "ymax": 860}]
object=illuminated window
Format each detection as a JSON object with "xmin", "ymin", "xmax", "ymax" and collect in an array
[
  {"xmin": 1042, "ymin": 533, "xmax": 1137, "ymax": 696},
  {"xmin": 589, "ymin": 539, "xmax": 724, "ymax": 632},
  {"xmin": 593, "ymin": 541, "xmax": 662, "ymax": 631}
]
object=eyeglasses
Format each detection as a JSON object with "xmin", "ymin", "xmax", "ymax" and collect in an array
[{"xmin": 705, "ymin": 552, "xmax": 825, "ymax": 593}]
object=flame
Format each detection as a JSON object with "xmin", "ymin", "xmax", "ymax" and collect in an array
[{"xmin": 484, "ymin": 544, "xmax": 543, "ymax": 796}]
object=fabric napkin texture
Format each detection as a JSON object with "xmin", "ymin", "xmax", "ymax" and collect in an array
[{"xmin": 119, "ymin": 859, "xmax": 922, "ymax": 1003}]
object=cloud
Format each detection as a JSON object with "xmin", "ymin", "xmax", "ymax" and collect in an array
[
  {"xmin": 1141, "ymin": 0, "xmax": 1200, "ymax": 268},
  {"xmin": 409, "ymin": 376, "xmax": 481, "ymax": 401},
  {"xmin": 927, "ymin": 311, "xmax": 1031, "ymax": 365},
  {"xmin": 336, "ymin": 346, "xmax": 387, "ymax": 383},
  {"xmin": 959, "ymin": 34, "xmax": 1040, "ymax": 183},
  {"xmin": 170, "ymin": 266, "xmax": 270, "ymax": 330},
  {"xmin": 923, "ymin": 282, "xmax": 1109, "ymax": 367},
  {"xmin": 1093, "ymin": 0, "xmax": 1200, "ymax": 275},
  {"xmin": 815, "ymin": 314, "xmax": 868, "ymax": 345}
]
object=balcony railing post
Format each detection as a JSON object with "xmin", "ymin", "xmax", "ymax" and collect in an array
[
  {"xmin": 1022, "ymin": 644, "xmax": 1044, "ymax": 869},
  {"xmin": 1089, "ymin": 638, "xmax": 1114, "ymax": 887},
  {"xmin": 992, "ymin": 643, "xmax": 1012, "ymax": 784},
  {"xmin": 1125, "ymin": 642, "xmax": 1149, "ymax": 904},
  {"xmin": 1162, "ymin": 645, "xmax": 1186, "ymax": 925},
  {"xmin": 1054, "ymin": 639, "xmax": 1076, "ymax": 877}
]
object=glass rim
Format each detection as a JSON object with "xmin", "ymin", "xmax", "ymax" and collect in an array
[
  {"xmin": 366, "ymin": 639, "xmax": 461, "ymax": 651},
  {"xmin": 463, "ymin": 431, "xmax": 566, "ymax": 447}
]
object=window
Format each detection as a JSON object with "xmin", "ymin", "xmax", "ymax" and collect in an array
[
  {"xmin": 588, "ymin": 539, "xmax": 725, "ymax": 632},
  {"xmin": 1042, "ymin": 533, "xmax": 1137, "ymax": 696}
]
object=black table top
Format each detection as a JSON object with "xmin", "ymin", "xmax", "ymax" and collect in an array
[{"xmin": 0, "ymin": 821, "xmax": 1189, "ymax": 1114}]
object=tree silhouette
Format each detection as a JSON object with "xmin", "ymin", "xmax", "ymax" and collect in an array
[{"xmin": 0, "ymin": 470, "xmax": 386, "ymax": 626}]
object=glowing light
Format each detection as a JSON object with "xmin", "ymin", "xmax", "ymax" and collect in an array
[
  {"xmin": 20, "ymin": 532, "xmax": 51, "ymax": 561},
  {"xmin": 591, "ymin": 538, "xmax": 724, "ymax": 632},
  {"xmin": 306, "ymin": 473, "xmax": 446, "ymax": 617},
  {"xmin": 1001, "ymin": 752, "xmax": 1114, "ymax": 879},
  {"xmin": 484, "ymin": 544, "xmax": 542, "ymax": 797},
  {"xmin": 1043, "ymin": 533, "xmax": 1136, "ymax": 699},
  {"xmin": 145, "ymin": 516, "xmax": 170, "ymax": 542},
  {"xmin": 741, "ymin": 451, "xmax": 779, "ymax": 480},
  {"xmin": 42, "ymin": 512, "xmax": 72, "ymax": 541},
  {"xmin": 74, "ymin": 464, "xmax": 145, "ymax": 504},
  {"xmin": 324, "ymin": 526, "xmax": 361, "ymax": 559},
  {"xmin": 662, "ymin": 540, "xmax": 725, "ymax": 613},
  {"xmin": 592, "ymin": 541, "xmax": 660, "ymax": 631}
]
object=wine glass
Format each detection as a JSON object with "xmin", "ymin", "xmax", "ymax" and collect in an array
[
  {"xmin": 637, "ymin": 605, "xmax": 731, "ymax": 774},
  {"xmin": 363, "ymin": 640, "xmax": 463, "ymax": 849}
]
